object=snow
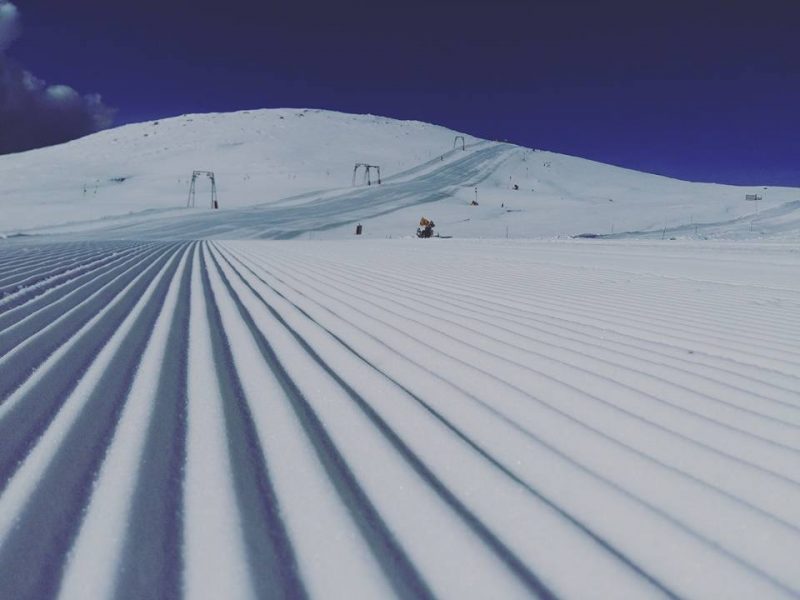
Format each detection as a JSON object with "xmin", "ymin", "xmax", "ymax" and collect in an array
[
  {"xmin": 183, "ymin": 246, "xmax": 253, "ymax": 599},
  {"xmin": 0, "ymin": 108, "xmax": 797, "ymax": 240},
  {"xmin": 205, "ymin": 243, "xmax": 394, "ymax": 599},
  {"xmin": 0, "ymin": 108, "xmax": 799, "ymax": 598},
  {"xmin": 59, "ymin": 248, "xmax": 190, "ymax": 600},
  {"xmin": 1, "ymin": 236, "xmax": 799, "ymax": 598},
  {"xmin": 0, "ymin": 109, "xmax": 471, "ymax": 232}
]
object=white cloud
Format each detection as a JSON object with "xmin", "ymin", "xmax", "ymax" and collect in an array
[
  {"xmin": 0, "ymin": 1, "xmax": 117, "ymax": 153},
  {"xmin": 45, "ymin": 84, "xmax": 82, "ymax": 106},
  {"xmin": 0, "ymin": 1, "xmax": 21, "ymax": 52}
]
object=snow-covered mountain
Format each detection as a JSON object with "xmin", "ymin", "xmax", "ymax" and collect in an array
[
  {"xmin": 0, "ymin": 108, "xmax": 797, "ymax": 239},
  {"xmin": 2, "ymin": 110, "xmax": 799, "ymax": 598}
]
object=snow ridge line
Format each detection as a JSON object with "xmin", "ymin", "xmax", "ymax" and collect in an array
[
  {"xmin": 0, "ymin": 241, "xmax": 159, "ymax": 312},
  {"xmin": 224, "ymin": 245, "xmax": 800, "ymax": 531},
  {"xmin": 209, "ymin": 242, "xmax": 567, "ymax": 598},
  {"xmin": 0, "ymin": 243, "xmax": 180, "ymax": 398},
  {"xmin": 261, "ymin": 251, "xmax": 800, "ymax": 435},
  {"xmin": 0, "ymin": 242, "xmax": 114, "ymax": 285},
  {"xmin": 236, "ymin": 248, "xmax": 800, "ymax": 485},
  {"xmin": 0, "ymin": 242, "xmax": 167, "ymax": 356},
  {"xmin": 291, "ymin": 249, "xmax": 800, "ymax": 372},
  {"xmin": 297, "ymin": 250, "xmax": 800, "ymax": 369},
  {"xmin": 195, "ymin": 245, "xmax": 307, "ymax": 599},
  {"xmin": 224, "ymin": 240, "xmax": 800, "ymax": 597},
  {"xmin": 213, "ymin": 242, "xmax": 680, "ymax": 599},
  {"xmin": 204, "ymin": 243, "xmax": 439, "ymax": 599},
  {"xmin": 111, "ymin": 242, "xmax": 196, "ymax": 600},
  {"xmin": 0, "ymin": 242, "xmax": 138, "ymax": 295},
  {"xmin": 0, "ymin": 242, "xmax": 187, "ymax": 599},
  {"xmin": 331, "ymin": 259, "xmax": 800, "ymax": 405},
  {"xmin": 285, "ymin": 251, "xmax": 800, "ymax": 417},
  {"xmin": 0, "ymin": 239, "xmax": 798, "ymax": 599}
]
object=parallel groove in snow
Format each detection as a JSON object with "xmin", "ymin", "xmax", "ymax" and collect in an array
[
  {"xmin": 278, "ymin": 253, "xmax": 800, "ymax": 414},
  {"xmin": 0, "ymin": 238, "xmax": 798, "ymax": 599},
  {"xmin": 208, "ymin": 245, "xmax": 555, "ymax": 600},
  {"xmin": 233, "ymin": 252, "xmax": 800, "ymax": 528},
  {"xmin": 238, "ymin": 248, "xmax": 797, "ymax": 488},
  {"xmin": 253, "ymin": 251, "xmax": 800, "ymax": 449},
  {"xmin": 60, "ymin": 243, "xmax": 194, "ymax": 600},
  {"xmin": 226, "ymin": 244, "xmax": 800, "ymax": 595},
  {"xmin": 214, "ymin": 244, "xmax": 678, "ymax": 599},
  {"xmin": 0, "ymin": 242, "xmax": 185, "ymax": 599},
  {"xmin": 205, "ymin": 246, "xmax": 432, "ymax": 600},
  {"xmin": 196, "ymin": 247, "xmax": 305, "ymax": 599}
]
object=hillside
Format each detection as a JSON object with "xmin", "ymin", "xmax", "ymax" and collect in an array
[
  {"xmin": 0, "ymin": 109, "xmax": 466, "ymax": 232},
  {"xmin": 0, "ymin": 108, "xmax": 797, "ymax": 239}
]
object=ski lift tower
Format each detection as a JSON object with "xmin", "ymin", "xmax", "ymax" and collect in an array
[
  {"xmin": 745, "ymin": 193, "xmax": 762, "ymax": 215},
  {"xmin": 352, "ymin": 163, "xmax": 382, "ymax": 186},
  {"xmin": 187, "ymin": 170, "xmax": 219, "ymax": 209},
  {"xmin": 453, "ymin": 135, "xmax": 465, "ymax": 151}
]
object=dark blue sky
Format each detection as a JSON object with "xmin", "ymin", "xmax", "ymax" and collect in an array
[{"xmin": 9, "ymin": 0, "xmax": 800, "ymax": 185}]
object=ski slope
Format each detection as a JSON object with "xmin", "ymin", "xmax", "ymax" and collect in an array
[
  {"xmin": 1, "ymin": 108, "xmax": 799, "ymax": 597},
  {"xmin": 26, "ymin": 141, "xmax": 509, "ymax": 240},
  {"xmin": 1, "ymin": 238, "xmax": 799, "ymax": 599},
  {"xmin": 1, "ymin": 108, "xmax": 798, "ymax": 240},
  {"xmin": 0, "ymin": 109, "xmax": 477, "ymax": 233}
]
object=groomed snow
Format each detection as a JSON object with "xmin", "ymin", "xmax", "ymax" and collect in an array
[{"xmin": 0, "ymin": 238, "xmax": 798, "ymax": 599}]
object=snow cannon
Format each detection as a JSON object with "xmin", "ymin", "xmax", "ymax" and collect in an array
[{"xmin": 417, "ymin": 217, "xmax": 435, "ymax": 238}]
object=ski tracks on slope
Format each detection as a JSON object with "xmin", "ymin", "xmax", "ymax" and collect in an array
[{"xmin": 0, "ymin": 239, "xmax": 799, "ymax": 599}]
